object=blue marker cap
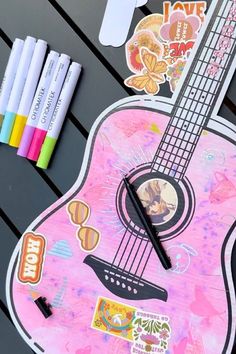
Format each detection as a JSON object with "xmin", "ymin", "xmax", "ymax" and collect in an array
[{"xmin": 0, "ymin": 111, "xmax": 16, "ymax": 143}]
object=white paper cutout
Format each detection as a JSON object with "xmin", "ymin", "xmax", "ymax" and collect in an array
[{"xmin": 99, "ymin": 0, "xmax": 149, "ymax": 47}]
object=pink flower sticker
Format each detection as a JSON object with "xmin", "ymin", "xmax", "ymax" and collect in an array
[{"xmin": 160, "ymin": 11, "xmax": 201, "ymax": 42}]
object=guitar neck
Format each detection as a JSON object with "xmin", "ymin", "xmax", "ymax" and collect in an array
[{"xmin": 151, "ymin": 0, "xmax": 236, "ymax": 181}]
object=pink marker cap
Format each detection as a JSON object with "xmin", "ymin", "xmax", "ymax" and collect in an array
[
  {"xmin": 27, "ymin": 128, "xmax": 47, "ymax": 161},
  {"xmin": 17, "ymin": 125, "xmax": 36, "ymax": 157}
]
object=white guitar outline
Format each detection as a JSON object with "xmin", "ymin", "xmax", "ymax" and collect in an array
[{"xmin": 6, "ymin": 0, "xmax": 236, "ymax": 353}]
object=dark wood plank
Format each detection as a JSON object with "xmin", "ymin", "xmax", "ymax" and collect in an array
[
  {"xmin": 0, "ymin": 309, "xmax": 33, "ymax": 354},
  {"xmin": 0, "ymin": 145, "xmax": 58, "ymax": 232},
  {"xmin": 0, "ymin": 218, "xmax": 18, "ymax": 305},
  {"xmin": 56, "ymin": 0, "xmax": 144, "ymax": 79},
  {"xmin": 225, "ymin": 79, "xmax": 236, "ymax": 108},
  {"xmin": 0, "ymin": 38, "xmax": 10, "ymax": 80},
  {"xmin": 0, "ymin": 0, "xmax": 130, "ymax": 132},
  {"xmin": 43, "ymin": 118, "xmax": 87, "ymax": 193},
  {"xmin": 219, "ymin": 102, "xmax": 236, "ymax": 125}
]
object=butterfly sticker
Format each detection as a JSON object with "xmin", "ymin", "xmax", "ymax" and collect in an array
[{"xmin": 125, "ymin": 47, "xmax": 168, "ymax": 95}]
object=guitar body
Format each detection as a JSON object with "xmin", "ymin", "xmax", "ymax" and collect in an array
[
  {"xmin": 7, "ymin": 99, "xmax": 236, "ymax": 354},
  {"xmin": 6, "ymin": 0, "xmax": 236, "ymax": 352}
]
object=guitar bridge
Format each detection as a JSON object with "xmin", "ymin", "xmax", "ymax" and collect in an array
[{"xmin": 84, "ymin": 255, "xmax": 168, "ymax": 301}]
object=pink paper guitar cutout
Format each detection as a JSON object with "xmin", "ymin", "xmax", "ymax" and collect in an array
[{"xmin": 6, "ymin": 1, "xmax": 236, "ymax": 353}]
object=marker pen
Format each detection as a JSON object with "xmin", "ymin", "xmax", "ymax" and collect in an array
[
  {"xmin": 9, "ymin": 39, "xmax": 47, "ymax": 147},
  {"xmin": 0, "ymin": 38, "xmax": 24, "ymax": 129},
  {"xmin": 0, "ymin": 36, "xmax": 36, "ymax": 143},
  {"xmin": 27, "ymin": 53, "xmax": 70, "ymax": 161},
  {"xmin": 17, "ymin": 50, "xmax": 59, "ymax": 157},
  {"xmin": 37, "ymin": 62, "xmax": 81, "ymax": 169}
]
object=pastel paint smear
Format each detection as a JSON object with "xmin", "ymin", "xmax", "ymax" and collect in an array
[
  {"xmin": 47, "ymin": 240, "xmax": 73, "ymax": 259},
  {"xmin": 75, "ymin": 347, "xmax": 91, "ymax": 354},
  {"xmin": 167, "ymin": 243, "xmax": 198, "ymax": 274},
  {"xmin": 209, "ymin": 172, "xmax": 236, "ymax": 203},
  {"xmin": 150, "ymin": 122, "xmax": 161, "ymax": 134},
  {"xmin": 51, "ymin": 277, "xmax": 68, "ymax": 308}
]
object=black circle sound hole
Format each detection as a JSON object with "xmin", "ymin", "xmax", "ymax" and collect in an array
[{"xmin": 121, "ymin": 172, "xmax": 185, "ymax": 235}]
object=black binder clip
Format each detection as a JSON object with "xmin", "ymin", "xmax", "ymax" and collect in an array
[{"xmin": 34, "ymin": 297, "xmax": 53, "ymax": 318}]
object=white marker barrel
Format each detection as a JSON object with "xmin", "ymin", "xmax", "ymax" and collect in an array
[
  {"xmin": 17, "ymin": 50, "xmax": 59, "ymax": 157},
  {"xmin": 37, "ymin": 62, "xmax": 82, "ymax": 169},
  {"xmin": 0, "ymin": 38, "xmax": 24, "ymax": 126},
  {"xmin": 48, "ymin": 62, "xmax": 81, "ymax": 138},
  {"xmin": 27, "ymin": 53, "xmax": 70, "ymax": 161},
  {"xmin": 6, "ymin": 36, "xmax": 36, "ymax": 113},
  {"xmin": 0, "ymin": 36, "xmax": 36, "ymax": 143},
  {"xmin": 9, "ymin": 39, "xmax": 48, "ymax": 147}
]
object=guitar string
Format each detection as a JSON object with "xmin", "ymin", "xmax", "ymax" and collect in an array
[
  {"xmin": 122, "ymin": 229, "xmax": 139, "ymax": 271},
  {"xmin": 151, "ymin": 5, "xmax": 234, "ymax": 178},
  {"xmin": 111, "ymin": 221, "xmax": 131, "ymax": 266},
  {"xmin": 139, "ymin": 246, "xmax": 153, "ymax": 280},
  {"xmin": 115, "ymin": 224, "xmax": 147, "ymax": 275},
  {"xmin": 151, "ymin": 0, "xmax": 234, "ymax": 178},
  {"xmin": 111, "ymin": 217, "xmax": 153, "ymax": 280},
  {"xmin": 134, "ymin": 237, "xmax": 151, "ymax": 277},
  {"xmin": 116, "ymin": 227, "xmax": 146, "ymax": 271},
  {"xmin": 116, "ymin": 227, "xmax": 135, "ymax": 268},
  {"xmin": 150, "ymin": 0, "xmax": 230, "ymax": 174},
  {"xmin": 128, "ymin": 235, "xmax": 145, "ymax": 273},
  {"xmin": 124, "ymin": 229, "xmax": 153, "ymax": 277}
]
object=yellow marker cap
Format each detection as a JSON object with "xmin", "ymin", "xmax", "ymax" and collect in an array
[{"xmin": 9, "ymin": 114, "xmax": 27, "ymax": 147}]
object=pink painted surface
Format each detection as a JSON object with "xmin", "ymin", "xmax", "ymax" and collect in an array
[{"xmin": 11, "ymin": 108, "xmax": 236, "ymax": 353}]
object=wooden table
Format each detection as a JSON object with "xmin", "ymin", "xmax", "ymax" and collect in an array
[{"xmin": 0, "ymin": 0, "xmax": 235, "ymax": 352}]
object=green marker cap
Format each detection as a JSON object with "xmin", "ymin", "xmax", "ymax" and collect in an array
[{"xmin": 36, "ymin": 136, "xmax": 57, "ymax": 169}]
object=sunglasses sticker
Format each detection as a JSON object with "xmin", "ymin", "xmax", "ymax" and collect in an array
[
  {"xmin": 124, "ymin": 1, "xmax": 207, "ymax": 94},
  {"xmin": 67, "ymin": 200, "xmax": 101, "ymax": 252}
]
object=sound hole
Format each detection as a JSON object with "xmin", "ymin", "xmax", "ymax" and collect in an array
[
  {"xmin": 136, "ymin": 178, "xmax": 178, "ymax": 226},
  {"xmin": 117, "ymin": 171, "xmax": 184, "ymax": 236}
]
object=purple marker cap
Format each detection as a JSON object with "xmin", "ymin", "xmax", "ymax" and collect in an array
[{"xmin": 17, "ymin": 125, "xmax": 36, "ymax": 157}]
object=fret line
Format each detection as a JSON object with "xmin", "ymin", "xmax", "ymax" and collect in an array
[{"xmin": 151, "ymin": 0, "xmax": 236, "ymax": 179}]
